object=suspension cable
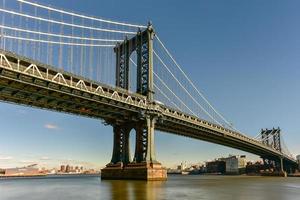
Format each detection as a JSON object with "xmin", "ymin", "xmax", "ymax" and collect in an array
[
  {"xmin": 260, "ymin": 131, "xmax": 280, "ymax": 142},
  {"xmin": 253, "ymin": 132, "xmax": 262, "ymax": 140},
  {"xmin": 154, "ymin": 50, "xmax": 222, "ymax": 126},
  {"xmin": 259, "ymin": 131, "xmax": 294, "ymax": 158},
  {"xmin": 280, "ymin": 136, "xmax": 293, "ymax": 158},
  {"xmin": 129, "ymin": 58, "xmax": 182, "ymax": 110},
  {"xmin": 0, "ymin": 34, "xmax": 115, "ymax": 47},
  {"xmin": 17, "ymin": 0, "xmax": 146, "ymax": 29},
  {"xmin": 0, "ymin": 8, "xmax": 136, "ymax": 34},
  {"xmin": 0, "ymin": 25, "xmax": 122, "ymax": 42},
  {"xmin": 153, "ymin": 71, "xmax": 199, "ymax": 117},
  {"xmin": 153, "ymin": 83, "xmax": 181, "ymax": 110},
  {"xmin": 155, "ymin": 35, "xmax": 237, "ymax": 130}
]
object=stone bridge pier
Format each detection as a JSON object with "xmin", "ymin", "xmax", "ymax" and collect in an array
[{"xmin": 101, "ymin": 115, "xmax": 167, "ymax": 180}]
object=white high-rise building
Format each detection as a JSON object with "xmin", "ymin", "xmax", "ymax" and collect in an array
[
  {"xmin": 225, "ymin": 155, "xmax": 247, "ymax": 174},
  {"xmin": 180, "ymin": 161, "xmax": 187, "ymax": 170}
]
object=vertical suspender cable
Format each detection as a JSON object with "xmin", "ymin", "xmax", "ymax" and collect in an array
[
  {"xmin": 17, "ymin": 1, "xmax": 22, "ymax": 54},
  {"xmin": 155, "ymin": 35, "xmax": 239, "ymax": 131},
  {"xmin": 38, "ymin": 8, "xmax": 41, "ymax": 62},
  {"xmin": 70, "ymin": 15, "xmax": 74, "ymax": 74},
  {"xmin": 80, "ymin": 18, "xmax": 84, "ymax": 76},
  {"xmin": 59, "ymin": 12, "xmax": 63, "ymax": 69},
  {"xmin": 89, "ymin": 20, "xmax": 93, "ymax": 80},
  {"xmin": 1, "ymin": 0, "xmax": 6, "ymax": 50},
  {"xmin": 33, "ymin": 6, "xmax": 37, "ymax": 60}
]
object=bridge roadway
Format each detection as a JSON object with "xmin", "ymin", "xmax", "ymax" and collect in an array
[{"xmin": 0, "ymin": 49, "xmax": 297, "ymax": 166}]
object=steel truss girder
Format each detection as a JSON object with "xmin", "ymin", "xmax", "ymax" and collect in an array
[
  {"xmin": 0, "ymin": 73, "xmax": 136, "ymax": 122},
  {"xmin": 0, "ymin": 50, "xmax": 148, "ymax": 110}
]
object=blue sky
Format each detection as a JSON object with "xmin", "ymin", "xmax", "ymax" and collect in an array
[{"xmin": 0, "ymin": 0, "xmax": 300, "ymax": 169}]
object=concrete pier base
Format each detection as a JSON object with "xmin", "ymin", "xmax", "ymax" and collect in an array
[
  {"xmin": 261, "ymin": 171, "xmax": 287, "ymax": 177},
  {"xmin": 281, "ymin": 171, "xmax": 288, "ymax": 177},
  {"xmin": 101, "ymin": 162, "xmax": 167, "ymax": 181}
]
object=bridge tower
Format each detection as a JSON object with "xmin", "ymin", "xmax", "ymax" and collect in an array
[
  {"xmin": 260, "ymin": 128, "xmax": 287, "ymax": 176},
  {"xmin": 101, "ymin": 23, "xmax": 167, "ymax": 180}
]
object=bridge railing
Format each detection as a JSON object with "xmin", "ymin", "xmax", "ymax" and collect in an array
[{"xmin": 0, "ymin": 49, "xmax": 148, "ymax": 109}]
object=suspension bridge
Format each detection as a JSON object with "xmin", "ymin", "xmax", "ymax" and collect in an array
[{"xmin": 0, "ymin": 0, "xmax": 298, "ymax": 180}]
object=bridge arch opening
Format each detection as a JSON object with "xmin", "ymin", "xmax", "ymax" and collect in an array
[
  {"xmin": 129, "ymin": 128, "xmax": 136, "ymax": 162},
  {"xmin": 129, "ymin": 51, "xmax": 137, "ymax": 93}
]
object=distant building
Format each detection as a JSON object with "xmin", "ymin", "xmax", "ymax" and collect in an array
[
  {"xmin": 48, "ymin": 169, "xmax": 57, "ymax": 174},
  {"xmin": 60, "ymin": 165, "xmax": 66, "ymax": 172},
  {"xmin": 4, "ymin": 167, "xmax": 40, "ymax": 176},
  {"xmin": 181, "ymin": 161, "xmax": 187, "ymax": 170},
  {"xmin": 246, "ymin": 161, "xmax": 265, "ymax": 174},
  {"xmin": 297, "ymin": 155, "xmax": 300, "ymax": 170},
  {"xmin": 66, "ymin": 165, "xmax": 70, "ymax": 173},
  {"xmin": 225, "ymin": 155, "xmax": 247, "ymax": 174},
  {"xmin": 0, "ymin": 168, "xmax": 5, "ymax": 175},
  {"xmin": 195, "ymin": 165, "xmax": 206, "ymax": 174},
  {"xmin": 206, "ymin": 160, "xmax": 226, "ymax": 174},
  {"xmin": 177, "ymin": 161, "xmax": 187, "ymax": 171}
]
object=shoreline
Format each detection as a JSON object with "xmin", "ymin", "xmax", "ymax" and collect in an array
[
  {"xmin": 0, "ymin": 173, "xmax": 101, "ymax": 180},
  {"xmin": 1, "ymin": 173, "xmax": 299, "ymax": 180},
  {"xmin": 169, "ymin": 173, "xmax": 300, "ymax": 177}
]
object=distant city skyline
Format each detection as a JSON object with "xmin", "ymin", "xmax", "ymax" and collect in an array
[{"xmin": 1, "ymin": 0, "xmax": 300, "ymax": 169}]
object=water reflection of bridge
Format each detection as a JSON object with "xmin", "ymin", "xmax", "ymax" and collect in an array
[{"xmin": 104, "ymin": 180, "xmax": 164, "ymax": 200}]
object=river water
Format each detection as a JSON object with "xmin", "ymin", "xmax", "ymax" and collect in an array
[{"xmin": 0, "ymin": 175, "xmax": 300, "ymax": 200}]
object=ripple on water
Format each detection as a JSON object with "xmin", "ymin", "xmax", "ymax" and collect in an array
[{"xmin": 0, "ymin": 175, "xmax": 300, "ymax": 200}]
